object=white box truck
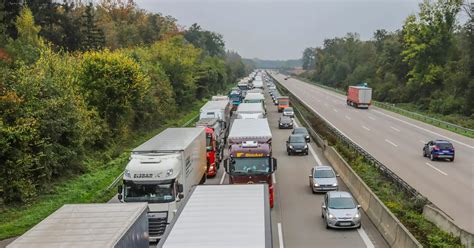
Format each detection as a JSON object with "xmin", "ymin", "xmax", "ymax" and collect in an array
[
  {"xmin": 235, "ymin": 102, "xmax": 266, "ymax": 119},
  {"xmin": 157, "ymin": 184, "xmax": 272, "ymax": 248},
  {"xmin": 199, "ymin": 100, "xmax": 231, "ymax": 133},
  {"xmin": 8, "ymin": 203, "xmax": 149, "ymax": 248},
  {"xmin": 118, "ymin": 128, "xmax": 207, "ymax": 242}
]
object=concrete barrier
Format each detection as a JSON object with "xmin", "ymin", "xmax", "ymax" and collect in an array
[
  {"xmin": 423, "ymin": 204, "xmax": 473, "ymax": 248},
  {"xmin": 324, "ymin": 146, "xmax": 422, "ymax": 248}
]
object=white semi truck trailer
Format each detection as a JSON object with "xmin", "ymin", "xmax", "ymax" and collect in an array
[
  {"xmin": 8, "ymin": 203, "xmax": 149, "ymax": 248},
  {"xmin": 118, "ymin": 127, "xmax": 207, "ymax": 242},
  {"xmin": 157, "ymin": 184, "xmax": 272, "ymax": 248}
]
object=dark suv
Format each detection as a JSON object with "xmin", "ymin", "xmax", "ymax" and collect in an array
[{"xmin": 423, "ymin": 140, "xmax": 455, "ymax": 161}]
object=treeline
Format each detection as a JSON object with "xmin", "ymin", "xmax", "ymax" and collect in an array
[
  {"xmin": 0, "ymin": 1, "xmax": 249, "ymax": 204},
  {"xmin": 301, "ymin": 0, "xmax": 473, "ymax": 117}
]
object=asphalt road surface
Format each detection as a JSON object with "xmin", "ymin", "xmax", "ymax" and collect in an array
[
  {"xmin": 273, "ymin": 73, "xmax": 474, "ymax": 233},
  {"xmin": 207, "ymin": 86, "xmax": 388, "ymax": 248}
]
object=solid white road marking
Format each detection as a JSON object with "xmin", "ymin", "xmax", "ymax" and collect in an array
[
  {"xmin": 294, "ymin": 121, "xmax": 322, "ymax": 165},
  {"xmin": 420, "ymin": 140, "xmax": 426, "ymax": 144},
  {"xmin": 345, "ymin": 115, "xmax": 351, "ymax": 120},
  {"xmin": 358, "ymin": 228, "xmax": 375, "ymax": 248},
  {"xmin": 219, "ymin": 171, "xmax": 226, "ymax": 185},
  {"xmin": 277, "ymin": 223, "xmax": 284, "ymax": 248},
  {"xmin": 362, "ymin": 125, "xmax": 371, "ymax": 131},
  {"xmin": 372, "ymin": 109, "xmax": 474, "ymax": 149},
  {"xmin": 390, "ymin": 126, "xmax": 400, "ymax": 132},
  {"xmin": 425, "ymin": 162, "xmax": 448, "ymax": 176},
  {"xmin": 368, "ymin": 116, "xmax": 376, "ymax": 120},
  {"xmin": 333, "ymin": 109, "xmax": 338, "ymax": 113},
  {"xmin": 385, "ymin": 139, "xmax": 398, "ymax": 147}
]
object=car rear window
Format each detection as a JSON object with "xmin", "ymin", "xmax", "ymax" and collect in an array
[{"xmin": 437, "ymin": 143, "xmax": 453, "ymax": 149}]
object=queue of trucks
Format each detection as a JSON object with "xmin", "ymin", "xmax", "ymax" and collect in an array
[{"xmin": 10, "ymin": 70, "xmax": 276, "ymax": 247}]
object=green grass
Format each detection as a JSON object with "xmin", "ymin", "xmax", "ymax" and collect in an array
[
  {"xmin": 0, "ymin": 102, "xmax": 204, "ymax": 240},
  {"xmin": 294, "ymin": 75, "xmax": 474, "ymax": 138}
]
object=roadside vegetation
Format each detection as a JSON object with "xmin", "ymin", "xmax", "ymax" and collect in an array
[
  {"xmin": 300, "ymin": 0, "xmax": 473, "ymax": 125},
  {"xmin": 0, "ymin": 0, "xmax": 251, "ymax": 238},
  {"xmin": 275, "ymin": 82, "xmax": 463, "ymax": 247}
]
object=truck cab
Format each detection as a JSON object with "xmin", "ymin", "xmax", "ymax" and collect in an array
[
  {"xmin": 225, "ymin": 141, "xmax": 277, "ymax": 208},
  {"xmin": 277, "ymin": 96, "xmax": 290, "ymax": 112},
  {"xmin": 120, "ymin": 153, "xmax": 184, "ymax": 241},
  {"xmin": 229, "ymin": 89, "xmax": 242, "ymax": 111}
]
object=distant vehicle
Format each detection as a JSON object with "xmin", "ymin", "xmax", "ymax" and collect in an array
[
  {"xmin": 244, "ymin": 92, "xmax": 265, "ymax": 104},
  {"xmin": 309, "ymin": 166, "xmax": 338, "ymax": 193},
  {"xmin": 283, "ymin": 107, "xmax": 294, "ymax": 118},
  {"xmin": 347, "ymin": 86, "xmax": 372, "ymax": 109},
  {"xmin": 284, "ymin": 76, "xmax": 290, "ymax": 80},
  {"xmin": 292, "ymin": 127, "xmax": 310, "ymax": 143},
  {"xmin": 157, "ymin": 185, "xmax": 272, "ymax": 248},
  {"xmin": 277, "ymin": 96, "xmax": 289, "ymax": 112},
  {"xmin": 322, "ymin": 191, "xmax": 361, "ymax": 229},
  {"xmin": 279, "ymin": 116, "xmax": 293, "ymax": 129},
  {"xmin": 286, "ymin": 134, "xmax": 308, "ymax": 155},
  {"xmin": 229, "ymin": 89, "xmax": 242, "ymax": 111},
  {"xmin": 235, "ymin": 102, "xmax": 266, "ymax": 119},
  {"xmin": 8, "ymin": 203, "xmax": 149, "ymax": 248},
  {"xmin": 423, "ymin": 140, "xmax": 455, "ymax": 161}
]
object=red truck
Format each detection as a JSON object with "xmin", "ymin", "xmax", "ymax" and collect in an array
[
  {"xmin": 347, "ymin": 86, "xmax": 372, "ymax": 109},
  {"xmin": 224, "ymin": 118, "xmax": 277, "ymax": 208},
  {"xmin": 277, "ymin": 96, "xmax": 290, "ymax": 112},
  {"xmin": 196, "ymin": 119, "xmax": 221, "ymax": 177}
]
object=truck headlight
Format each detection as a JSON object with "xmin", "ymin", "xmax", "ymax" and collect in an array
[
  {"xmin": 124, "ymin": 169, "xmax": 131, "ymax": 178},
  {"xmin": 166, "ymin": 169, "xmax": 174, "ymax": 176},
  {"xmin": 306, "ymin": 135, "xmax": 310, "ymax": 139}
]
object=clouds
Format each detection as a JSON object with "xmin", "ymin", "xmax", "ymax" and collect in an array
[{"xmin": 135, "ymin": 0, "xmax": 421, "ymax": 59}]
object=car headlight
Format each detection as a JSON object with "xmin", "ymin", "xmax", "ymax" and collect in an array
[
  {"xmin": 314, "ymin": 183, "xmax": 319, "ymax": 187},
  {"xmin": 289, "ymin": 145, "xmax": 293, "ymax": 149},
  {"xmin": 328, "ymin": 213, "xmax": 337, "ymax": 220},
  {"xmin": 304, "ymin": 145, "xmax": 308, "ymax": 149},
  {"xmin": 332, "ymin": 183, "xmax": 338, "ymax": 187},
  {"xmin": 306, "ymin": 135, "xmax": 310, "ymax": 139},
  {"xmin": 353, "ymin": 213, "xmax": 361, "ymax": 219}
]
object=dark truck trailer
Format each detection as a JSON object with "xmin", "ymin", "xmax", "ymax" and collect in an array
[{"xmin": 157, "ymin": 184, "xmax": 272, "ymax": 248}]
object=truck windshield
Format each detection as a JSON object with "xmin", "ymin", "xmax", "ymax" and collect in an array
[
  {"xmin": 206, "ymin": 135, "xmax": 212, "ymax": 151},
  {"xmin": 230, "ymin": 157, "xmax": 270, "ymax": 174},
  {"xmin": 124, "ymin": 180, "xmax": 175, "ymax": 203},
  {"xmin": 279, "ymin": 100, "xmax": 289, "ymax": 105}
]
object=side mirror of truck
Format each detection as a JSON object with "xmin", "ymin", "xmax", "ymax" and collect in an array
[
  {"xmin": 272, "ymin": 158, "xmax": 277, "ymax": 171},
  {"xmin": 178, "ymin": 193, "xmax": 184, "ymax": 200},
  {"xmin": 224, "ymin": 158, "xmax": 229, "ymax": 173},
  {"xmin": 118, "ymin": 185, "xmax": 122, "ymax": 194},
  {"xmin": 177, "ymin": 183, "xmax": 184, "ymax": 193}
]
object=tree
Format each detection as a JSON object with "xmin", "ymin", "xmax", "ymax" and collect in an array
[
  {"xmin": 5, "ymin": 6, "xmax": 45, "ymax": 65},
  {"xmin": 80, "ymin": 3, "xmax": 105, "ymax": 51},
  {"xmin": 184, "ymin": 23, "xmax": 225, "ymax": 58},
  {"xmin": 402, "ymin": 0, "xmax": 463, "ymax": 101},
  {"xmin": 302, "ymin": 47, "xmax": 316, "ymax": 70}
]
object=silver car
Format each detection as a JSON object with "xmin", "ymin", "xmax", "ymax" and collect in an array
[
  {"xmin": 309, "ymin": 166, "xmax": 338, "ymax": 193},
  {"xmin": 283, "ymin": 107, "xmax": 294, "ymax": 118},
  {"xmin": 321, "ymin": 191, "xmax": 361, "ymax": 229}
]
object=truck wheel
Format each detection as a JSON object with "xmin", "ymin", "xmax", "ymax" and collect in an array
[{"xmin": 449, "ymin": 158, "xmax": 454, "ymax": 162}]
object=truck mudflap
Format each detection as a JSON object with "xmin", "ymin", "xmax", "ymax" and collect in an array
[
  {"xmin": 269, "ymin": 184, "xmax": 274, "ymax": 208},
  {"xmin": 148, "ymin": 211, "xmax": 168, "ymax": 241},
  {"xmin": 207, "ymin": 162, "xmax": 217, "ymax": 177}
]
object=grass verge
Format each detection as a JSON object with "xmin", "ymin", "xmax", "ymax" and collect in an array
[
  {"xmin": 294, "ymin": 75, "xmax": 474, "ymax": 138},
  {"xmin": 274, "ymin": 79, "xmax": 463, "ymax": 247},
  {"xmin": 0, "ymin": 101, "xmax": 204, "ymax": 240}
]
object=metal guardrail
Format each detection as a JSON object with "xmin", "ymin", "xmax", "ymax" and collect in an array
[
  {"xmin": 295, "ymin": 76, "xmax": 474, "ymax": 136},
  {"xmin": 270, "ymin": 73, "xmax": 427, "ymax": 201},
  {"xmin": 103, "ymin": 113, "xmax": 200, "ymax": 193}
]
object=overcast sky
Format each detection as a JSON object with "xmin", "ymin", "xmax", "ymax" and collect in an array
[{"xmin": 134, "ymin": 0, "xmax": 423, "ymax": 60}]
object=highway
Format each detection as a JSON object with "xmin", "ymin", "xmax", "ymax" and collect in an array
[
  {"xmin": 206, "ymin": 87, "xmax": 388, "ymax": 248},
  {"xmin": 272, "ymin": 73, "xmax": 474, "ymax": 233}
]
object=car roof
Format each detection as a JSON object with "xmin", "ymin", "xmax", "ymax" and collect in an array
[
  {"xmin": 433, "ymin": 140, "xmax": 452, "ymax": 144},
  {"xmin": 284, "ymin": 107, "xmax": 293, "ymax": 110},
  {"xmin": 327, "ymin": 191, "xmax": 352, "ymax": 198},
  {"xmin": 289, "ymin": 134, "xmax": 304, "ymax": 139}
]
